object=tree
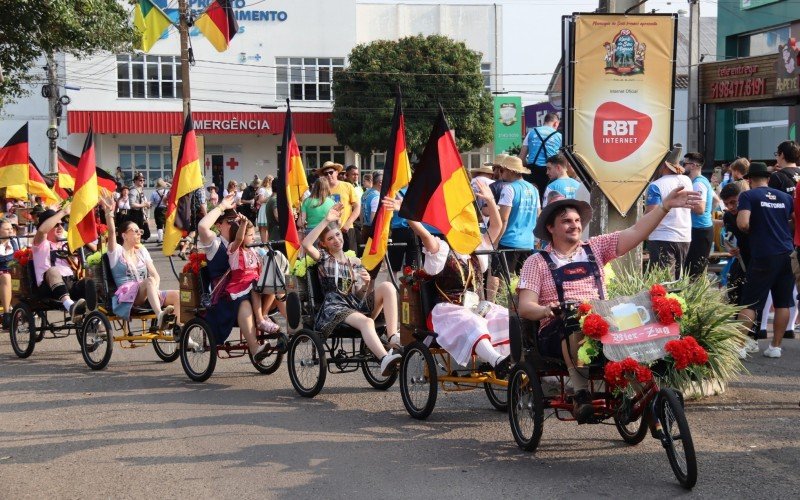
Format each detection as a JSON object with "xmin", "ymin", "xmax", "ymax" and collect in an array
[
  {"xmin": 0, "ymin": 0, "xmax": 138, "ymax": 107},
  {"xmin": 332, "ymin": 35, "xmax": 493, "ymax": 160}
]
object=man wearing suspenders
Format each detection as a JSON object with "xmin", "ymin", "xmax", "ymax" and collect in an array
[{"xmin": 519, "ymin": 113, "xmax": 562, "ymax": 201}]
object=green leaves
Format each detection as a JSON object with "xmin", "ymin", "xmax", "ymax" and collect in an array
[
  {"xmin": 0, "ymin": 0, "xmax": 137, "ymax": 106},
  {"xmin": 332, "ymin": 34, "xmax": 493, "ymax": 159}
]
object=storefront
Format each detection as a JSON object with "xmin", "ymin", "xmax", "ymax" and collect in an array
[{"xmin": 700, "ymin": 42, "xmax": 800, "ymax": 164}]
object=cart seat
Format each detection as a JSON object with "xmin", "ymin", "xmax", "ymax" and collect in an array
[
  {"xmin": 24, "ymin": 261, "xmax": 65, "ymax": 309},
  {"xmin": 101, "ymin": 253, "xmax": 154, "ymax": 316}
]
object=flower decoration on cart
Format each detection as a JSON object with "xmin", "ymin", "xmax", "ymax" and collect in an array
[
  {"xmin": 399, "ymin": 265, "xmax": 431, "ymax": 292},
  {"xmin": 12, "ymin": 247, "xmax": 32, "ymax": 267},
  {"xmin": 182, "ymin": 252, "xmax": 207, "ymax": 275}
]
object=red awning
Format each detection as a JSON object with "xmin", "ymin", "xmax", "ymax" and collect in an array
[{"xmin": 67, "ymin": 110, "xmax": 332, "ymax": 135}]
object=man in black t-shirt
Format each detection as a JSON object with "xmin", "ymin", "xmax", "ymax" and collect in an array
[
  {"xmin": 768, "ymin": 141, "xmax": 800, "ymax": 196},
  {"xmin": 720, "ymin": 183, "xmax": 749, "ymax": 306}
]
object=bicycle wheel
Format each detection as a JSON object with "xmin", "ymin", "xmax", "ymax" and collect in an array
[
  {"xmin": 508, "ymin": 361, "xmax": 544, "ymax": 452},
  {"xmin": 287, "ymin": 329, "xmax": 327, "ymax": 398},
  {"xmin": 249, "ymin": 333, "xmax": 286, "ymax": 374},
  {"xmin": 152, "ymin": 336, "xmax": 179, "ymax": 362},
  {"xmin": 657, "ymin": 388, "xmax": 697, "ymax": 489},
  {"xmin": 614, "ymin": 397, "xmax": 649, "ymax": 445},
  {"xmin": 9, "ymin": 304, "xmax": 36, "ymax": 358},
  {"xmin": 484, "ymin": 381, "xmax": 509, "ymax": 412},
  {"xmin": 360, "ymin": 340, "xmax": 398, "ymax": 390},
  {"xmin": 179, "ymin": 317, "xmax": 217, "ymax": 382},
  {"xmin": 35, "ymin": 312, "xmax": 46, "ymax": 343},
  {"xmin": 80, "ymin": 311, "xmax": 113, "ymax": 370},
  {"xmin": 399, "ymin": 341, "xmax": 438, "ymax": 420}
]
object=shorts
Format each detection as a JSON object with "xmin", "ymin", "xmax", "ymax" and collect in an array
[{"xmin": 740, "ymin": 252, "xmax": 794, "ymax": 311}]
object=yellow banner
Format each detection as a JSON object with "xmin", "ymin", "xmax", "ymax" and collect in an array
[{"xmin": 572, "ymin": 14, "xmax": 676, "ymax": 215}]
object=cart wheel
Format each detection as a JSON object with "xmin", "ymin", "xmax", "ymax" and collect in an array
[
  {"xmin": 179, "ymin": 317, "xmax": 217, "ymax": 382},
  {"xmin": 360, "ymin": 340, "xmax": 398, "ymax": 390},
  {"xmin": 80, "ymin": 311, "xmax": 113, "ymax": 370},
  {"xmin": 508, "ymin": 361, "xmax": 544, "ymax": 452},
  {"xmin": 152, "ymin": 336, "xmax": 180, "ymax": 362},
  {"xmin": 9, "ymin": 304, "xmax": 36, "ymax": 358},
  {"xmin": 399, "ymin": 341, "xmax": 438, "ymax": 420},
  {"xmin": 657, "ymin": 388, "xmax": 697, "ymax": 489},
  {"xmin": 484, "ymin": 381, "xmax": 508, "ymax": 412},
  {"xmin": 285, "ymin": 292, "xmax": 302, "ymax": 331},
  {"xmin": 288, "ymin": 329, "xmax": 327, "ymax": 398},
  {"xmin": 249, "ymin": 333, "xmax": 286, "ymax": 374},
  {"xmin": 614, "ymin": 397, "xmax": 649, "ymax": 445}
]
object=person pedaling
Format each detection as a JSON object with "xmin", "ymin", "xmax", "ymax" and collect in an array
[{"xmin": 517, "ymin": 187, "xmax": 702, "ymax": 423}]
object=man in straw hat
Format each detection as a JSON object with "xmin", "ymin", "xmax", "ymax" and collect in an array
[
  {"xmin": 735, "ymin": 161, "xmax": 795, "ymax": 359},
  {"xmin": 644, "ymin": 144, "xmax": 693, "ymax": 279},
  {"xmin": 317, "ymin": 161, "xmax": 360, "ymax": 251},
  {"xmin": 495, "ymin": 156, "xmax": 539, "ymax": 274},
  {"xmin": 517, "ymin": 185, "xmax": 701, "ymax": 422}
]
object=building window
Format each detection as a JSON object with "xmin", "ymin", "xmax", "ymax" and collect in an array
[
  {"xmin": 117, "ymin": 54, "xmax": 182, "ymax": 99},
  {"xmin": 277, "ymin": 145, "xmax": 346, "ymax": 176},
  {"xmin": 461, "ymin": 147, "xmax": 492, "ymax": 169},
  {"xmin": 481, "ymin": 63, "xmax": 492, "ymax": 91},
  {"xmin": 733, "ymin": 106, "xmax": 789, "ymax": 161},
  {"xmin": 736, "ymin": 26, "xmax": 790, "ymax": 57},
  {"xmin": 275, "ymin": 57, "xmax": 345, "ymax": 101},
  {"xmin": 118, "ymin": 145, "xmax": 173, "ymax": 187}
]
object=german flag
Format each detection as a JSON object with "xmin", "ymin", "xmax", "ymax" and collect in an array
[
  {"xmin": 361, "ymin": 95, "xmax": 412, "ymax": 271},
  {"xmin": 0, "ymin": 123, "xmax": 29, "ymax": 188},
  {"xmin": 195, "ymin": 0, "xmax": 238, "ymax": 52},
  {"xmin": 277, "ymin": 100, "xmax": 309, "ymax": 267},
  {"xmin": 55, "ymin": 147, "xmax": 78, "ymax": 199},
  {"xmin": 133, "ymin": 0, "xmax": 173, "ymax": 53},
  {"xmin": 399, "ymin": 108, "xmax": 481, "ymax": 255},
  {"xmin": 28, "ymin": 157, "xmax": 60, "ymax": 206},
  {"xmin": 68, "ymin": 128, "xmax": 99, "ymax": 252},
  {"xmin": 96, "ymin": 167, "xmax": 117, "ymax": 194},
  {"xmin": 163, "ymin": 114, "xmax": 203, "ymax": 256}
]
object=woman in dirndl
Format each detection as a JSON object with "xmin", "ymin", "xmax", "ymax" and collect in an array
[
  {"xmin": 100, "ymin": 196, "xmax": 180, "ymax": 328},
  {"xmin": 301, "ymin": 203, "xmax": 401, "ymax": 376},
  {"xmin": 388, "ymin": 181, "xmax": 511, "ymax": 375}
]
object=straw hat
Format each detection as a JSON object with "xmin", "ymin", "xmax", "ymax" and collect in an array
[
  {"xmin": 483, "ymin": 153, "xmax": 508, "ymax": 168},
  {"xmin": 663, "ymin": 144, "xmax": 684, "ymax": 174},
  {"xmin": 471, "ymin": 165, "xmax": 495, "ymax": 176},
  {"xmin": 314, "ymin": 161, "xmax": 343, "ymax": 176},
  {"xmin": 534, "ymin": 196, "xmax": 593, "ymax": 243},
  {"xmin": 500, "ymin": 156, "xmax": 531, "ymax": 175}
]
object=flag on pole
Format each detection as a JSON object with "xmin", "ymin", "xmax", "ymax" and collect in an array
[
  {"xmin": 28, "ymin": 157, "xmax": 60, "ymax": 205},
  {"xmin": 55, "ymin": 147, "xmax": 78, "ymax": 199},
  {"xmin": 96, "ymin": 167, "xmax": 117, "ymax": 194},
  {"xmin": 195, "ymin": 0, "xmax": 239, "ymax": 52},
  {"xmin": 133, "ymin": 0, "xmax": 173, "ymax": 53},
  {"xmin": 163, "ymin": 114, "xmax": 203, "ymax": 256},
  {"xmin": 67, "ymin": 128, "xmax": 99, "ymax": 252},
  {"xmin": 277, "ymin": 100, "xmax": 309, "ymax": 267},
  {"xmin": 361, "ymin": 95, "xmax": 412, "ymax": 271},
  {"xmin": 0, "ymin": 123, "xmax": 30, "ymax": 188},
  {"xmin": 399, "ymin": 108, "xmax": 481, "ymax": 255}
]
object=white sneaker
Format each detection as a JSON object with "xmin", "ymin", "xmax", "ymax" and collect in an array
[
  {"xmin": 762, "ymin": 345, "xmax": 782, "ymax": 358},
  {"xmin": 186, "ymin": 336, "xmax": 201, "ymax": 351},
  {"xmin": 744, "ymin": 338, "xmax": 760, "ymax": 353},
  {"xmin": 738, "ymin": 347, "xmax": 748, "ymax": 360},
  {"xmin": 380, "ymin": 349, "xmax": 402, "ymax": 376}
]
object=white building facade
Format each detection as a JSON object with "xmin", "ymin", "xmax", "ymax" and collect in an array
[{"xmin": 61, "ymin": 0, "xmax": 502, "ymax": 190}]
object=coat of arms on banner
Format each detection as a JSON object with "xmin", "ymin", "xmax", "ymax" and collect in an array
[
  {"xmin": 603, "ymin": 29, "xmax": 645, "ymax": 75},
  {"xmin": 498, "ymin": 102, "xmax": 518, "ymax": 126}
]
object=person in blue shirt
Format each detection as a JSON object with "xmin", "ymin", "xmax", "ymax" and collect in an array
[
  {"xmin": 542, "ymin": 153, "xmax": 582, "ymax": 206},
  {"xmin": 496, "ymin": 156, "xmax": 540, "ymax": 274},
  {"xmin": 735, "ymin": 162, "xmax": 795, "ymax": 359},
  {"xmin": 519, "ymin": 113, "xmax": 561, "ymax": 201},
  {"xmin": 683, "ymin": 152, "xmax": 715, "ymax": 278},
  {"xmin": 360, "ymin": 172, "xmax": 381, "ymax": 244}
]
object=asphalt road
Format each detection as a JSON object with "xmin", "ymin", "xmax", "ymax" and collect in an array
[{"xmin": 1, "ymin": 244, "xmax": 799, "ymax": 499}]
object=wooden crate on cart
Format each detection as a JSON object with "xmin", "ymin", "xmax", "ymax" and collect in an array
[
  {"xmin": 399, "ymin": 281, "xmax": 424, "ymax": 346},
  {"xmin": 179, "ymin": 272, "xmax": 202, "ymax": 321},
  {"xmin": 9, "ymin": 263, "xmax": 32, "ymax": 305}
]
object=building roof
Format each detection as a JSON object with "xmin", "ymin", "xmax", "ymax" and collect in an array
[{"xmin": 675, "ymin": 15, "xmax": 718, "ymax": 74}]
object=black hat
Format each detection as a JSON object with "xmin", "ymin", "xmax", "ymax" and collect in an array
[
  {"xmin": 37, "ymin": 209, "xmax": 58, "ymax": 229},
  {"xmin": 664, "ymin": 144, "xmax": 684, "ymax": 174},
  {"xmin": 744, "ymin": 161, "xmax": 770, "ymax": 179},
  {"xmin": 534, "ymin": 196, "xmax": 592, "ymax": 243}
]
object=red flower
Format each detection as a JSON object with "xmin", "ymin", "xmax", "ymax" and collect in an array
[
  {"xmin": 403, "ymin": 266, "xmax": 413, "ymax": 276},
  {"xmin": 96, "ymin": 223, "xmax": 109, "ymax": 236},
  {"xmin": 582, "ymin": 313, "xmax": 609, "ymax": 339},
  {"xmin": 578, "ymin": 302, "xmax": 592, "ymax": 315},
  {"xmin": 665, "ymin": 336, "xmax": 708, "ymax": 370},
  {"xmin": 650, "ymin": 284, "xmax": 667, "ymax": 298},
  {"xmin": 13, "ymin": 248, "xmax": 32, "ymax": 267},
  {"xmin": 604, "ymin": 357, "xmax": 652, "ymax": 389},
  {"xmin": 652, "ymin": 296, "xmax": 683, "ymax": 325}
]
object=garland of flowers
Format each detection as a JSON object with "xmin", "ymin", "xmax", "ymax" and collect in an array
[
  {"xmin": 12, "ymin": 248, "xmax": 32, "ymax": 267},
  {"xmin": 182, "ymin": 252, "xmax": 208, "ymax": 275},
  {"xmin": 665, "ymin": 336, "xmax": 709, "ymax": 370},
  {"xmin": 399, "ymin": 265, "xmax": 431, "ymax": 292}
]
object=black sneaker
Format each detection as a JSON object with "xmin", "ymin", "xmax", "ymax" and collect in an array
[
  {"xmin": 756, "ymin": 329, "xmax": 768, "ymax": 340},
  {"xmin": 572, "ymin": 389, "xmax": 594, "ymax": 424},
  {"xmin": 493, "ymin": 355, "xmax": 512, "ymax": 380},
  {"xmin": 70, "ymin": 299, "xmax": 87, "ymax": 323},
  {"xmin": 784, "ymin": 330, "xmax": 796, "ymax": 339}
]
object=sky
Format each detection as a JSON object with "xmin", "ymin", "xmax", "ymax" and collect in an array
[{"xmin": 365, "ymin": 0, "xmax": 719, "ymax": 105}]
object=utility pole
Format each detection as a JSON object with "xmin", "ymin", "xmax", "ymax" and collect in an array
[
  {"xmin": 45, "ymin": 52, "xmax": 59, "ymax": 173},
  {"xmin": 591, "ymin": 0, "xmax": 645, "ymax": 270},
  {"xmin": 686, "ymin": 0, "xmax": 700, "ymax": 152},
  {"xmin": 178, "ymin": 0, "xmax": 192, "ymax": 119}
]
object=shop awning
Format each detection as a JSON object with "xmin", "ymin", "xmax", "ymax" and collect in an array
[{"xmin": 67, "ymin": 110, "xmax": 333, "ymax": 135}]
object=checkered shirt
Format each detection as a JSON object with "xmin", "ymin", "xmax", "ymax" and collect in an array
[{"xmin": 517, "ymin": 232, "xmax": 620, "ymax": 329}]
